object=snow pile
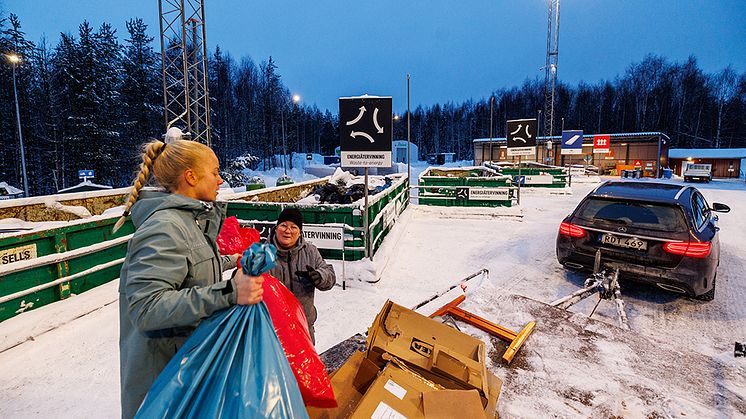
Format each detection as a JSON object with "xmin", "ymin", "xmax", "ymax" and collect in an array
[{"xmin": 43, "ymin": 200, "xmax": 92, "ymax": 219}]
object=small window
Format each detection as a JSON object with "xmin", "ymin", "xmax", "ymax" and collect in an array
[{"xmin": 691, "ymin": 192, "xmax": 710, "ymax": 229}]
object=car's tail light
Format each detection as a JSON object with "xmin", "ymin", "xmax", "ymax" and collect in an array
[
  {"xmin": 559, "ymin": 222, "xmax": 586, "ymax": 238},
  {"xmin": 663, "ymin": 241, "xmax": 711, "ymax": 258}
]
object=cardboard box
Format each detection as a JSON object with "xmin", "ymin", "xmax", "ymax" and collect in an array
[
  {"xmin": 423, "ymin": 389, "xmax": 487, "ymax": 419},
  {"xmin": 307, "ymin": 351, "xmax": 380, "ymax": 419},
  {"xmin": 350, "ymin": 363, "xmax": 439, "ymax": 418},
  {"xmin": 365, "ymin": 300, "xmax": 490, "ymax": 401},
  {"xmin": 350, "ymin": 363, "xmax": 492, "ymax": 419},
  {"xmin": 310, "ymin": 301, "xmax": 503, "ymax": 418}
]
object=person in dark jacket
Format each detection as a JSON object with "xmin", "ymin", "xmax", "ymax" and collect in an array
[
  {"xmin": 266, "ymin": 208, "xmax": 336, "ymax": 344},
  {"xmin": 115, "ymin": 139, "xmax": 264, "ymax": 419}
]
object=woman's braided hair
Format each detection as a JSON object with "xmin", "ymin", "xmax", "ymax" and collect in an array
[{"xmin": 112, "ymin": 139, "xmax": 212, "ymax": 233}]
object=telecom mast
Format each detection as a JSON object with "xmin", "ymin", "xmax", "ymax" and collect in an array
[
  {"xmin": 543, "ymin": 0, "xmax": 560, "ymax": 138},
  {"xmin": 158, "ymin": 0, "xmax": 212, "ymax": 146}
]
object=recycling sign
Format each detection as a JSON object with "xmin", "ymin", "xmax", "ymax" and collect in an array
[
  {"xmin": 506, "ymin": 119, "xmax": 537, "ymax": 157},
  {"xmin": 339, "ymin": 95, "xmax": 392, "ymax": 167}
]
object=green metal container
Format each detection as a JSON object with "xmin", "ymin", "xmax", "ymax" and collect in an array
[
  {"xmin": 0, "ymin": 173, "xmax": 409, "ymax": 322},
  {"xmin": 275, "ymin": 175, "xmax": 295, "ymax": 187},
  {"xmin": 226, "ymin": 174, "xmax": 409, "ymax": 261},
  {"xmin": 0, "ymin": 217, "xmax": 134, "ymax": 322},
  {"xmin": 497, "ymin": 167, "xmax": 569, "ymax": 188},
  {"xmin": 418, "ymin": 167, "xmax": 514, "ymax": 207},
  {"xmin": 245, "ymin": 182, "xmax": 265, "ymax": 191}
]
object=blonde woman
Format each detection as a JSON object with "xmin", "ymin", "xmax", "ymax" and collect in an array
[{"xmin": 115, "ymin": 139, "xmax": 263, "ymax": 418}]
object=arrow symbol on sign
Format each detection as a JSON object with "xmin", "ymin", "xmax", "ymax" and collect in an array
[
  {"xmin": 565, "ymin": 134, "xmax": 581, "ymax": 145},
  {"xmin": 346, "ymin": 106, "xmax": 366, "ymax": 126},
  {"xmin": 373, "ymin": 107, "xmax": 384, "ymax": 133},
  {"xmin": 351, "ymin": 131, "xmax": 375, "ymax": 143},
  {"xmin": 510, "ymin": 124, "xmax": 523, "ymax": 135}
]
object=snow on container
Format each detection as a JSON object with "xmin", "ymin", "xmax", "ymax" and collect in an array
[
  {"xmin": 224, "ymin": 170, "xmax": 409, "ymax": 262},
  {"xmin": 417, "ymin": 166, "xmax": 516, "ymax": 207},
  {"xmin": 484, "ymin": 162, "xmax": 569, "ymax": 188}
]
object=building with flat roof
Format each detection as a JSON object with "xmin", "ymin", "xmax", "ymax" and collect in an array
[
  {"xmin": 473, "ymin": 132, "xmax": 670, "ymax": 177},
  {"xmin": 669, "ymin": 148, "xmax": 746, "ymax": 179}
]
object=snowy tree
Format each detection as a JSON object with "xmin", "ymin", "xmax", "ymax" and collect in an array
[{"xmin": 121, "ymin": 18, "xmax": 162, "ymax": 179}]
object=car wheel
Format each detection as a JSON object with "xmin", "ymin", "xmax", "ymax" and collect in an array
[{"xmin": 695, "ymin": 274, "xmax": 716, "ymax": 302}]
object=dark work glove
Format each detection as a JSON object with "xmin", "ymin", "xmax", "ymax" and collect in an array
[{"xmin": 297, "ymin": 265, "xmax": 323, "ymax": 286}]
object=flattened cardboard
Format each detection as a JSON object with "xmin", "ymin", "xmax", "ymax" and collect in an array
[
  {"xmin": 423, "ymin": 389, "xmax": 487, "ymax": 419},
  {"xmin": 365, "ymin": 300, "xmax": 489, "ymax": 399},
  {"xmin": 350, "ymin": 363, "xmax": 439, "ymax": 419},
  {"xmin": 307, "ymin": 351, "xmax": 380, "ymax": 419}
]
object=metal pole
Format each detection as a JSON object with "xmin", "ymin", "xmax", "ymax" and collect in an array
[
  {"xmin": 199, "ymin": 0, "xmax": 212, "ymax": 147},
  {"xmin": 158, "ymin": 0, "xmax": 169, "ymax": 131},
  {"xmin": 489, "ymin": 96, "xmax": 494, "ymax": 163},
  {"xmin": 11, "ymin": 61, "xmax": 29, "ymax": 197},
  {"xmin": 656, "ymin": 135, "xmax": 661, "ymax": 178},
  {"xmin": 191, "ymin": 18, "xmax": 199, "ymax": 139},
  {"xmin": 179, "ymin": 0, "xmax": 191, "ymax": 133},
  {"xmin": 517, "ymin": 155, "xmax": 522, "ymax": 205},
  {"xmin": 364, "ymin": 168, "xmax": 370, "ymax": 258},
  {"xmin": 281, "ymin": 107, "xmax": 287, "ymax": 175},
  {"xmin": 342, "ymin": 232, "xmax": 346, "ymax": 291},
  {"xmin": 407, "ymin": 73, "xmax": 411, "ymax": 201}
]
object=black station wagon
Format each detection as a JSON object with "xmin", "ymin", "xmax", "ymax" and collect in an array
[{"xmin": 556, "ymin": 180, "xmax": 730, "ymax": 301}]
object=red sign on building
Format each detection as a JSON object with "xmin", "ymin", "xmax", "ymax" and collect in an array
[
  {"xmin": 593, "ymin": 135, "xmax": 610, "ymax": 153},
  {"xmin": 633, "ymin": 160, "xmax": 643, "ymax": 168}
]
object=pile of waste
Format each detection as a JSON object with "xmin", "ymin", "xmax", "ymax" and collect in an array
[
  {"xmin": 307, "ymin": 300, "xmax": 503, "ymax": 418},
  {"xmin": 298, "ymin": 168, "xmax": 394, "ymax": 205}
]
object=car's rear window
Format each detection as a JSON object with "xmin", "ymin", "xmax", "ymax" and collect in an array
[{"xmin": 575, "ymin": 198, "xmax": 688, "ymax": 231}]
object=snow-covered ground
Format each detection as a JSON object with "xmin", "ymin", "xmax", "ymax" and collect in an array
[{"xmin": 1, "ymin": 174, "xmax": 745, "ymax": 418}]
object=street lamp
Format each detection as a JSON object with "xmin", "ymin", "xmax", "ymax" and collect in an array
[
  {"xmin": 6, "ymin": 53, "xmax": 29, "ymax": 197},
  {"xmin": 291, "ymin": 93, "xmax": 301, "ymax": 162}
]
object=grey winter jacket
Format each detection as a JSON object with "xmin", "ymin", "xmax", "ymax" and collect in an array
[
  {"xmin": 267, "ymin": 232, "xmax": 335, "ymax": 343},
  {"xmin": 118, "ymin": 190, "xmax": 238, "ymax": 419}
]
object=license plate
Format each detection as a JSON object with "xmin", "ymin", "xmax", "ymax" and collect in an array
[{"xmin": 601, "ymin": 234, "xmax": 647, "ymax": 250}]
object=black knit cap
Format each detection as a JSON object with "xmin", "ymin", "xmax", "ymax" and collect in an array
[{"xmin": 276, "ymin": 207, "xmax": 304, "ymax": 230}]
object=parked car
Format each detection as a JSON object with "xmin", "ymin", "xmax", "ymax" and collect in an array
[{"xmin": 556, "ymin": 180, "xmax": 730, "ymax": 301}]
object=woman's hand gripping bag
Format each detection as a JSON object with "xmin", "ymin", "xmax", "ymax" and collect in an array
[{"xmin": 135, "ymin": 242, "xmax": 308, "ymax": 419}]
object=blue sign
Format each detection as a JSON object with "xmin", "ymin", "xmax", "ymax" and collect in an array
[
  {"xmin": 514, "ymin": 175, "xmax": 526, "ymax": 186},
  {"xmin": 561, "ymin": 130, "xmax": 583, "ymax": 155},
  {"xmin": 78, "ymin": 169, "xmax": 95, "ymax": 178}
]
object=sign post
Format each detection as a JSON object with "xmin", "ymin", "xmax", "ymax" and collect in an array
[
  {"xmin": 506, "ymin": 119, "xmax": 538, "ymax": 206},
  {"xmin": 593, "ymin": 135, "xmax": 610, "ymax": 154},
  {"xmin": 561, "ymin": 130, "xmax": 583, "ymax": 155},
  {"xmin": 339, "ymin": 95, "xmax": 393, "ymax": 258},
  {"xmin": 77, "ymin": 169, "xmax": 95, "ymax": 183}
]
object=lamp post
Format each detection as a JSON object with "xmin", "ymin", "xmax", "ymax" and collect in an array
[
  {"xmin": 7, "ymin": 53, "xmax": 29, "ymax": 197},
  {"xmin": 489, "ymin": 95, "xmax": 495, "ymax": 163},
  {"xmin": 291, "ymin": 94, "xmax": 301, "ymax": 167}
]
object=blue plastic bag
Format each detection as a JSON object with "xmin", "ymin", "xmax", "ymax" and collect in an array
[
  {"xmin": 240, "ymin": 242, "xmax": 277, "ymax": 276},
  {"xmin": 135, "ymin": 242, "xmax": 307, "ymax": 418}
]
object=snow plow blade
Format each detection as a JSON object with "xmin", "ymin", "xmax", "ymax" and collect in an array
[{"xmin": 430, "ymin": 294, "xmax": 536, "ymax": 364}]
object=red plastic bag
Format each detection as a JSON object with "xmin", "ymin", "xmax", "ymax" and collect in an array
[
  {"xmin": 261, "ymin": 273, "xmax": 337, "ymax": 408},
  {"xmin": 217, "ymin": 216, "xmax": 260, "ymax": 255}
]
